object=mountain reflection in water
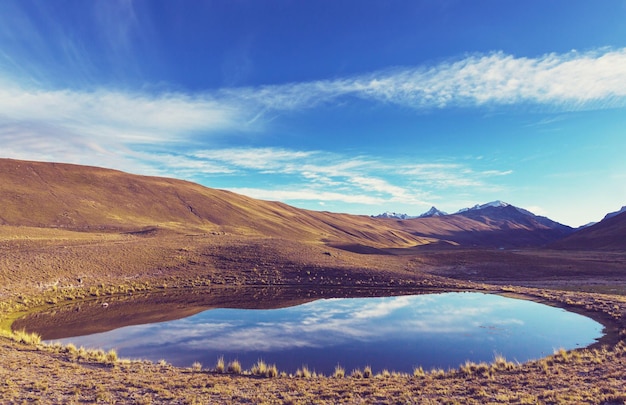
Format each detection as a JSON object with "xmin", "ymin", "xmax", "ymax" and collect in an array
[{"xmin": 24, "ymin": 289, "xmax": 603, "ymax": 374}]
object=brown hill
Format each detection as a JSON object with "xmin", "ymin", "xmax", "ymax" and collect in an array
[
  {"xmin": 0, "ymin": 158, "xmax": 428, "ymax": 248},
  {"xmin": 0, "ymin": 158, "xmax": 573, "ymax": 249},
  {"xmin": 550, "ymin": 211, "xmax": 626, "ymax": 250}
]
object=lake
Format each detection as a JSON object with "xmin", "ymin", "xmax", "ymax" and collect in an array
[{"xmin": 39, "ymin": 291, "xmax": 603, "ymax": 375}]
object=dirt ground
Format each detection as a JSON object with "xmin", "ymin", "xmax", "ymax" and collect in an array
[{"xmin": 2, "ymin": 227, "xmax": 626, "ymax": 404}]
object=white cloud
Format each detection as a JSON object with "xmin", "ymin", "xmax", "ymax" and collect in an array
[
  {"xmin": 193, "ymin": 148, "xmax": 314, "ymax": 171},
  {"xmin": 3, "ymin": 48, "xmax": 618, "ymax": 218},
  {"xmin": 227, "ymin": 48, "xmax": 626, "ymax": 112},
  {"xmin": 350, "ymin": 176, "xmax": 408, "ymax": 196},
  {"xmin": 351, "ymin": 49, "xmax": 626, "ymax": 110},
  {"xmin": 354, "ymin": 296, "xmax": 413, "ymax": 319},
  {"xmin": 3, "ymin": 48, "xmax": 625, "ymax": 172},
  {"xmin": 481, "ymin": 170, "xmax": 513, "ymax": 176},
  {"xmin": 3, "ymin": 48, "xmax": 624, "ymax": 152},
  {"xmin": 228, "ymin": 187, "xmax": 386, "ymax": 205},
  {"xmin": 0, "ymin": 85, "xmax": 239, "ymax": 142},
  {"xmin": 401, "ymin": 163, "xmax": 485, "ymax": 189}
]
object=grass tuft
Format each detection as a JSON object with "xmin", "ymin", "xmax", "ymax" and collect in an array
[
  {"xmin": 363, "ymin": 365, "xmax": 373, "ymax": 378},
  {"xmin": 0, "ymin": 329, "xmax": 42, "ymax": 346},
  {"xmin": 251, "ymin": 359, "xmax": 268, "ymax": 376},
  {"xmin": 296, "ymin": 366, "xmax": 311, "ymax": 378},
  {"xmin": 413, "ymin": 366, "xmax": 425, "ymax": 378},
  {"xmin": 250, "ymin": 360, "xmax": 278, "ymax": 377},
  {"xmin": 105, "ymin": 349, "xmax": 118, "ymax": 363},
  {"xmin": 333, "ymin": 364, "xmax": 345, "ymax": 378},
  {"xmin": 493, "ymin": 354, "xmax": 516, "ymax": 371},
  {"xmin": 227, "ymin": 360, "xmax": 242, "ymax": 374},
  {"xmin": 430, "ymin": 368, "xmax": 445, "ymax": 378},
  {"xmin": 265, "ymin": 363, "xmax": 278, "ymax": 378},
  {"xmin": 215, "ymin": 356, "xmax": 225, "ymax": 373},
  {"xmin": 350, "ymin": 368, "xmax": 363, "ymax": 379}
]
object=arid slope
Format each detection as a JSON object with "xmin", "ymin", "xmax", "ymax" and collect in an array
[
  {"xmin": 0, "ymin": 158, "xmax": 428, "ymax": 248},
  {"xmin": 0, "ymin": 158, "xmax": 576, "ymax": 250},
  {"xmin": 551, "ymin": 211, "xmax": 626, "ymax": 250},
  {"xmin": 1, "ymin": 159, "xmax": 626, "ymax": 404}
]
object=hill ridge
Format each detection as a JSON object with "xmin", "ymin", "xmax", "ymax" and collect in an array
[{"xmin": 0, "ymin": 158, "xmax": 577, "ymax": 249}]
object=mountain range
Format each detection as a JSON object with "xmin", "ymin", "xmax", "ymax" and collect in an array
[
  {"xmin": 1, "ymin": 158, "xmax": 624, "ymax": 251},
  {"xmin": 550, "ymin": 209, "xmax": 626, "ymax": 250}
]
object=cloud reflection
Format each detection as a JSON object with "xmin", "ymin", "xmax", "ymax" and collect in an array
[{"xmin": 54, "ymin": 292, "xmax": 602, "ymax": 370}]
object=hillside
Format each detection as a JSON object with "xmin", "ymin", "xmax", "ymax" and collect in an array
[
  {"xmin": 377, "ymin": 205, "xmax": 573, "ymax": 249},
  {"xmin": 2, "ymin": 160, "xmax": 626, "ymax": 405},
  {"xmin": 551, "ymin": 211, "xmax": 626, "ymax": 250},
  {"xmin": 0, "ymin": 158, "xmax": 427, "ymax": 249},
  {"xmin": 0, "ymin": 158, "xmax": 575, "ymax": 250}
]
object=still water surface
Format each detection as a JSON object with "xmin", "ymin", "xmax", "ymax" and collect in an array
[{"xmin": 48, "ymin": 292, "xmax": 603, "ymax": 374}]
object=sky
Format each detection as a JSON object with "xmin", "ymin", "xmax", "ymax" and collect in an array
[{"xmin": 1, "ymin": 1, "xmax": 626, "ymax": 227}]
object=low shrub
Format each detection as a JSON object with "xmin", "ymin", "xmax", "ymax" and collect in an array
[
  {"xmin": 227, "ymin": 360, "xmax": 242, "ymax": 374},
  {"xmin": 363, "ymin": 365, "xmax": 373, "ymax": 378},
  {"xmin": 296, "ymin": 366, "xmax": 311, "ymax": 378},
  {"xmin": 251, "ymin": 360, "xmax": 268, "ymax": 376},
  {"xmin": 413, "ymin": 366, "xmax": 425, "ymax": 378},
  {"xmin": 350, "ymin": 368, "xmax": 363, "ymax": 379},
  {"xmin": 333, "ymin": 364, "xmax": 345, "ymax": 378},
  {"xmin": 215, "ymin": 356, "xmax": 225, "ymax": 373}
]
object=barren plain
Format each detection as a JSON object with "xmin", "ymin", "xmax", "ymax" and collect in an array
[{"xmin": 1, "ymin": 158, "xmax": 625, "ymax": 404}]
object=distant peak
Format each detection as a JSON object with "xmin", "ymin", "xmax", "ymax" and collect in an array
[
  {"xmin": 418, "ymin": 206, "xmax": 448, "ymax": 218},
  {"xmin": 480, "ymin": 200, "xmax": 510, "ymax": 209},
  {"xmin": 372, "ymin": 211, "xmax": 416, "ymax": 220},
  {"xmin": 603, "ymin": 206, "xmax": 626, "ymax": 221},
  {"xmin": 456, "ymin": 200, "xmax": 510, "ymax": 213}
]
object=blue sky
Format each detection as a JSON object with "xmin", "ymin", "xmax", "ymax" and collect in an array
[{"xmin": 1, "ymin": 1, "xmax": 625, "ymax": 227}]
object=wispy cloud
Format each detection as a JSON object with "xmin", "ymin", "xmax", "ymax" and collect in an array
[
  {"xmin": 56, "ymin": 293, "xmax": 541, "ymax": 355},
  {"xmin": 227, "ymin": 48, "xmax": 626, "ymax": 112},
  {"xmin": 355, "ymin": 48, "xmax": 626, "ymax": 110},
  {"xmin": 2, "ymin": 48, "xmax": 624, "ymax": 146},
  {"xmin": 228, "ymin": 187, "xmax": 386, "ymax": 206},
  {"xmin": 161, "ymin": 147, "xmax": 507, "ymax": 207},
  {"xmin": 2, "ymin": 47, "xmax": 622, "ymax": 215},
  {"xmin": 354, "ymin": 296, "xmax": 413, "ymax": 319},
  {"xmin": 193, "ymin": 148, "xmax": 315, "ymax": 172},
  {"xmin": 2, "ymin": 48, "xmax": 624, "ymax": 161},
  {"xmin": 0, "ymin": 85, "xmax": 239, "ymax": 141}
]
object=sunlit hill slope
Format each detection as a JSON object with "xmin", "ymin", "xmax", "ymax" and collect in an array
[
  {"xmin": 1, "ymin": 158, "xmax": 575, "ymax": 249},
  {"xmin": 0, "ymin": 159, "xmax": 428, "ymax": 248}
]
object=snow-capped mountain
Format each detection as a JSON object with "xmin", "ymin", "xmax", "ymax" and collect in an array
[
  {"xmin": 374, "ymin": 206, "xmax": 449, "ymax": 219},
  {"xmin": 370, "ymin": 199, "xmax": 574, "ymax": 247},
  {"xmin": 418, "ymin": 206, "xmax": 448, "ymax": 218},
  {"xmin": 372, "ymin": 212, "xmax": 416, "ymax": 220},
  {"xmin": 455, "ymin": 200, "xmax": 510, "ymax": 213},
  {"xmin": 454, "ymin": 200, "xmax": 572, "ymax": 232}
]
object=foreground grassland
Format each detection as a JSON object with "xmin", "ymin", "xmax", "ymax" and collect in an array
[{"xmin": 2, "ymin": 227, "xmax": 626, "ymax": 404}]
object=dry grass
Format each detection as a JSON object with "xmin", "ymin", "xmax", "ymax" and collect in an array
[
  {"xmin": 3, "ymin": 275, "xmax": 626, "ymax": 404},
  {"xmin": 333, "ymin": 364, "xmax": 345, "ymax": 378},
  {"xmin": 0, "ymin": 185, "xmax": 625, "ymax": 404},
  {"xmin": 1, "ymin": 297, "xmax": 626, "ymax": 403},
  {"xmin": 2, "ymin": 279, "xmax": 626, "ymax": 404},
  {"xmin": 226, "ymin": 359, "xmax": 242, "ymax": 374},
  {"xmin": 214, "ymin": 356, "xmax": 225, "ymax": 374}
]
